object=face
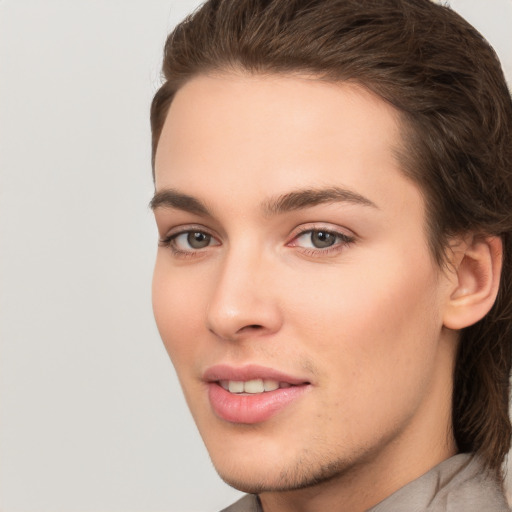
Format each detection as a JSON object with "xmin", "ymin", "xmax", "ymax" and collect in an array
[{"xmin": 152, "ymin": 73, "xmax": 456, "ymax": 495}]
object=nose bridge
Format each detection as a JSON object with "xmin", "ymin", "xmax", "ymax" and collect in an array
[{"xmin": 206, "ymin": 241, "xmax": 281, "ymax": 340}]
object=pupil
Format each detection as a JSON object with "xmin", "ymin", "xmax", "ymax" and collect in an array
[
  {"xmin": 188, "ymin": 232, "xmax": 210, "ymax": 248},
  {"xmin": 311, "ymin": 231, "xmax": 335, "ymax": 248}
]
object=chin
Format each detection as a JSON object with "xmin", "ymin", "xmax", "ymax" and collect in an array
[{"xmin": 213, "ymin": 453, "xmax": 355, "ymax": 494}]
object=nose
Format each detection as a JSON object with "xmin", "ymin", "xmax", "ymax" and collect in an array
[{"xmin": 206, "ymin": 249, "xmax": 283, "ymax": 341}]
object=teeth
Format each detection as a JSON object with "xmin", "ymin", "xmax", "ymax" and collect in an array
[
  {"xmin": 263, "ymin": 379, "xmax": 279, "ymax": 391},
  {"xmin": 244, "ymin": 379, "xmax": 264, "ymax": 393},
  {"xmin": 221, "ymin": 379, "xmax": 283, "ymax": 394},
  {"xmin": 228, "ymin": 381, "xmax": 244, "ymax": 393}
]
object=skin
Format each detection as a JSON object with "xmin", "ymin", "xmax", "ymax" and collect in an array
[{"xmin": 152, "ymin": 73, "xmax": 461, "ymax": 512}]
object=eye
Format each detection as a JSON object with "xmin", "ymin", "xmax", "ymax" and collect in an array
[
  {"xmin": 159, "ymin": 228, "xmax": 220, "ymax": 255},
  {"xmin": 174, "ymin": 231, "xmax": 213, "ymax": 250},
  {"xmin": 290, "ymin": 228, "xmax": 354, "ymax": 251}
]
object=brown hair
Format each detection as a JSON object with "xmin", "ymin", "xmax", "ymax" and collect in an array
[{"xmin": 151, "ymin": 0, "xmax": 512, "ymax": 478}]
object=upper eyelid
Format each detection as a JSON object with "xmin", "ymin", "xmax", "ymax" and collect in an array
[
  {"xmin": 294, "ymin": 229, "xmax": 351, "ymax": 239},
  {"xmin": 161, "ymin": 224, "xmax": 219, "ymax": 240},
  {"xmin": 290, "ymin": 223, "xmax": 356, "ymax": 239}
]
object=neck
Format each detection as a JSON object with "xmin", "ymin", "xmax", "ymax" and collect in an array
[{"xmin": 259, "ymin": 440, "xmax": 457, "ymax": 512}]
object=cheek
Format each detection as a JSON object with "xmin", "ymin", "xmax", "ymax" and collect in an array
[
  {"xmin": 283, "ymin": 251, "xmax": 443, "ymax": 403},
  {"xmin": 152, "ymin": 257, "xmax": 207, "ymax": 365}
]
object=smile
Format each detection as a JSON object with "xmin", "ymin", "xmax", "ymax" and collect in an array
[
  {"xmin": 219, "ymin": 379, "xmax": 295, "ymax": 394},
  {"xmin": 204, "ymin": 365, "xmax": 311, "ymax": 424}
]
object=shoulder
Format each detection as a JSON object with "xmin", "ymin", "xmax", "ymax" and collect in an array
[
  {"xmin": 220, "ymin": 494, "xmax": 261, "ymax": 512},
  {"xmin": 370, "ymin": 454, "xmax": 510, "ymax": 512}
]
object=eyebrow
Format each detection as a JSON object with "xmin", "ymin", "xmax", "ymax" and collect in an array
[
  {"xmin": 263, "ymin": 186, "xmax": 378, "ymax": 215},
  {"xmin": 150, "ymin": 189, "xmax": 211, "ymax": 216},
  {"xmin": 150, "ymin": 186, "xmax": 377, "ymax": 216}
]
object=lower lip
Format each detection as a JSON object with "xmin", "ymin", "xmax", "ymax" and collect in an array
[{"xmin": 207, "ymin": 383, "xmax": 309, "ymax": 424}]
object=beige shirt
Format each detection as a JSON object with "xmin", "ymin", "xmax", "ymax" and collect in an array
[{"xmin": 220, "ymin": 454, "xmax": 510, "ymax": 512}]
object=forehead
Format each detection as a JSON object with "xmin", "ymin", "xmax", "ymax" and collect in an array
[{"xmin": 154, "ymin": 72, "xmax": 421, "ymax": 225}]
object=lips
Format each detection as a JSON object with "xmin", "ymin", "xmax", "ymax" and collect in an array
[{"xmin": 204, "ymin": 364, "xmax": 311, "ymax": 424}]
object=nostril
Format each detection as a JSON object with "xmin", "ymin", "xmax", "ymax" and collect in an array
[{"xmin": 238, "ymin": 324, "xmax": 264, "ymax": 333}]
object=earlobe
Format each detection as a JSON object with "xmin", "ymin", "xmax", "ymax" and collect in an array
[{"xmin": 443, "ymin": 235, "xmax": 503, "ymax": 330}]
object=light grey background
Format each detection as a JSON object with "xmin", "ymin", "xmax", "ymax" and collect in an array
[{"xmin": 0, "ymin": 1, "xmax": 511, "ymax": 511}]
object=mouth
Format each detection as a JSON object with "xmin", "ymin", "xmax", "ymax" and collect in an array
[
  {"xmin": 218, "ymin": 379, "xmax": 296, "ymax": 394},
  {"xmin": 203, "ymin": 365, "xmax": 311, "ymax": 424}
]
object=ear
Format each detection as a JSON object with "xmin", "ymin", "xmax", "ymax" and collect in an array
[{"xmin": 443, "ymin": 235, "xmax": 503, "ymax": 330}]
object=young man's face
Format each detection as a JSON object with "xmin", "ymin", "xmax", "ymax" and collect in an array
[{"xmin": 152, "ymin": 74, "xmax": 458, "ymax": 496}]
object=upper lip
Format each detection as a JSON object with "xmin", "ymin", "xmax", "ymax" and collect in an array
[{"xmin": 203, "ymin": 364, "xmax": 310, "ymax": 385}]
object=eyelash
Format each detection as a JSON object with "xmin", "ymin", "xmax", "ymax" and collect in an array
[
  {"xmin": 289, "ymin": 227, "xmax": 355, "ymax": 256},
  {"xmin": 159, "ymin": 226, "xmax": 218, "ymax": 258},
  {"xmin": 159, "ymin": 226, "xmax": 355, "ymax": 258}
]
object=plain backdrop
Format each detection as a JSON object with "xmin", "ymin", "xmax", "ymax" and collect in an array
[{"xmin": 0, "ymin": 1, "xmax": 511, "ymax": 511}]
